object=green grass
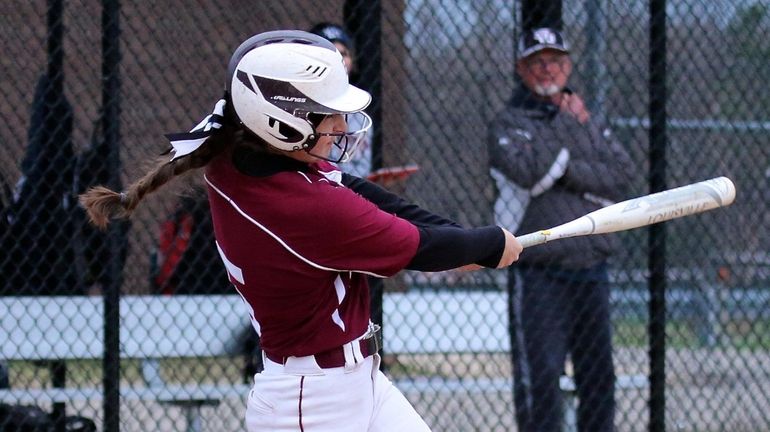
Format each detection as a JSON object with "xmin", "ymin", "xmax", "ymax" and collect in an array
[{"xmin": 614, "ymin": 318, "xmax": 770, "ymax": 350}]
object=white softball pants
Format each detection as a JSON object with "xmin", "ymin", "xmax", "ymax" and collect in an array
[{"xmin": 245, "ymin": 353, "xmax": 431, "ymax": 432}]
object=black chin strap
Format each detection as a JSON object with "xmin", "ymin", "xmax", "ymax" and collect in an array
[{"xmin": 306, "ymin": 135, "xmax": 350, "ymax": 164}]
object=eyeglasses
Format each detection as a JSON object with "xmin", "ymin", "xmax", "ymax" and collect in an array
[{"xmin": 523, "ymin": 55, "xmax": 568, "ymax": 70}]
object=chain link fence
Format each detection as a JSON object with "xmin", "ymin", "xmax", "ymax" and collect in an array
[{"xmin": 1, "ymin": 0, "xmax": 768, "ymax": 431}]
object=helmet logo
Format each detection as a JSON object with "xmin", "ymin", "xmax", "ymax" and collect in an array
[
  {"xmin": 266, "ymin": 116, "xmax": 289, "ymax": 140},
  {"xmin": 263, "ymin": 115, "xmax": 304, "ymax": 144},
  {"xmin": 272, "ymin": 95, "xmax": 307, "ymax": 103}
]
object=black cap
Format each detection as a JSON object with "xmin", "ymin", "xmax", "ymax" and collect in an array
[
  {"xmin": 518, "ymin": 27, "xmax": 570, "ymax": 60},
  {"xmin": 308, "ymin": 22, "xmax": 354, "ymax": 51}
]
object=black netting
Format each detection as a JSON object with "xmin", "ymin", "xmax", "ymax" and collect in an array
[{"xmin": 1, "ymin": 1, "xmax": 768, "ymax": 431}]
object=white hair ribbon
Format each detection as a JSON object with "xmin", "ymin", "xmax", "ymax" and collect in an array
[{"xmin": 164, "ymin": 98, "xmax": 226, "ymax": 161}]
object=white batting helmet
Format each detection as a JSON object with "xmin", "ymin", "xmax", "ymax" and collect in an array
[{"xmin": 226, "ymin": 30, "xmax": 371, "ymax": 153}]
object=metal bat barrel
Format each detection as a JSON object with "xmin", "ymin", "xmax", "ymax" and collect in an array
[{"xmin": 517, "ymin": 176, "xmax": 736, "ymax": 249}]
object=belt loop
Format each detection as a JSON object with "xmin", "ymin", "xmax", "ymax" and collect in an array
[
  {"xmin": 351, "ymin": 339, "xmax": 364, "ymax": 361},
  {"xmin": 371, "ymin": 330, "xmax": 381, "ymax": 354},
  {"xmin": 343, "ymin": 340, "xmax": 364, "ymax": 371}
]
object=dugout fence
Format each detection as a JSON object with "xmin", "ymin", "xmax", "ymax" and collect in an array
[{"xmin": 1, "ymin": 1, "xmax": 769, "ymax": 431}]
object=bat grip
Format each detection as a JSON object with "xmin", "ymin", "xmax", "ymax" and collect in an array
[{"xmin": 517, "ymin": 231, "xmax": 548, "ymax": 249}]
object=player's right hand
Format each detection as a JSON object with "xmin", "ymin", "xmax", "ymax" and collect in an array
[{"xmin": 496, "ymin": 228, "xmax": 522, "ymax": 268}]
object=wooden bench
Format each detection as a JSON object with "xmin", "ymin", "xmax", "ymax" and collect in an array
[{"xmin": 1, "ymin": 291, "xmax": 647, "ymax": 431}]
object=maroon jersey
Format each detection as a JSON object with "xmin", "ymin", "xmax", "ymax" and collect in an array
[{"xmin": 204, "ymin": 150, "xmax": 419, "ymax": 357}]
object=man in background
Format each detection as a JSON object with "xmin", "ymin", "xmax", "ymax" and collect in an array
[{"xmin": 488, "ymin": 27, "xmax": 633, "ymax": 432}]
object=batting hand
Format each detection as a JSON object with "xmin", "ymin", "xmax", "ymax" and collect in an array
[{"xmin": 496, "ymin": 228, "xmax": 522, "ymax": 268}]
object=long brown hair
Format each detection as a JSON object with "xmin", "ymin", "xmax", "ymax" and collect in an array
[{"xmin": 79, "ymin": 127, "xmax": 234, "ymax": 230}]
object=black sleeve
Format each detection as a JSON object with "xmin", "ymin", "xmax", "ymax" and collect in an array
[
  {"xmin": 342, "ymin": 173, "xmax": 461, "ymax": 228},
  {"xmin": 406, "ymin": 225, "xmax": 505, "ymax": 271}
]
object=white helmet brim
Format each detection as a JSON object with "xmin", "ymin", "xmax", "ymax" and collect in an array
[{"xmin": 315, "ymin": 83, "xmax": 371, "ymax": 114}]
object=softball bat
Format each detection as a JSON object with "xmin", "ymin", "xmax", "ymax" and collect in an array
[{"xmin": 517, "ymin": 176, "xmax": 736, "ymax": 249}]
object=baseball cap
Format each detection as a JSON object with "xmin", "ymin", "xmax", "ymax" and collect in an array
[
  {"xmin": 308, "ymin": 22, "xmax": 354, "ymax": 51},
  {"xmin": 518, "ymin": 27, "xmax": 570, "ymax": 60}
]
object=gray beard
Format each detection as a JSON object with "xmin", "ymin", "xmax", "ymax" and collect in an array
[{"xmin": 534, "ymin": 84, "xmax": 561, "ymax": 96}]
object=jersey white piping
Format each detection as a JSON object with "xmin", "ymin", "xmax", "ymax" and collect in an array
[
  {"xmin": 204, "ymin": 173, "xmax": 389, "ymax": 278},
  {"xmin": 316, "ymin": 168, "xmax": 343, "ymax": 185},
  {"xmin": 216, "ymin": 242, "xmax": 244, "ymax": 284},
  {"xmin": 331, "ymin": 276, "xmax": 346, "ymax": 332},
  {"xmin": 297, "ymin": 171, "xmax": 312, "ymax": 183}
]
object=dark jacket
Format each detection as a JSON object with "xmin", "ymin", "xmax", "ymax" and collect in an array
[
  {"xmin": 151, "ymin": 191, "xmax": 231, "ymax": 295},
  {"xmin": 488, "ymin": 86, "xmax": 633, "ymax": 269},
  {"xmin": 2, "ymin": 74, "xmax": 78, "ymax": 295}
]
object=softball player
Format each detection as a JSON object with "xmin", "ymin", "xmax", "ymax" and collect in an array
[{"xmin": 80, "ymin": 30, "xmax": 522, "ymax": 432}]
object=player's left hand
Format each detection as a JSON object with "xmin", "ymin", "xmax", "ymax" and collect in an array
[{"xmin": 496, "ymin": 228, "xmax": 522, "ymax": 268}]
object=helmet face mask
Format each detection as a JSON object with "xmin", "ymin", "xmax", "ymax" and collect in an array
[
  {"xmin": 309, "ymin": 111, "xmax": 373, "ymax": 164},
  {"xmin": 226, "ymin": 30, "xmax": 371, "ymax": 154}
]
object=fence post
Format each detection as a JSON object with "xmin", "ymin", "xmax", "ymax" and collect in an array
[
  {"xmin": 101, "ymin": 0, "xmax": 122, "ymax": 431},
  {"xmin": 520, "ymin": 0, "xmax": 563, "ymax": 29},
  {"xmin": 344, "ymin": 0, "xmax": 385, "ymax": 367},
  {"xmin": 45, "ymin": 1, "xmax": 68, "ymax": 430},
  {"xmin": 648, "ymin": 0, "xmax": 668, "ymax": 431}
]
